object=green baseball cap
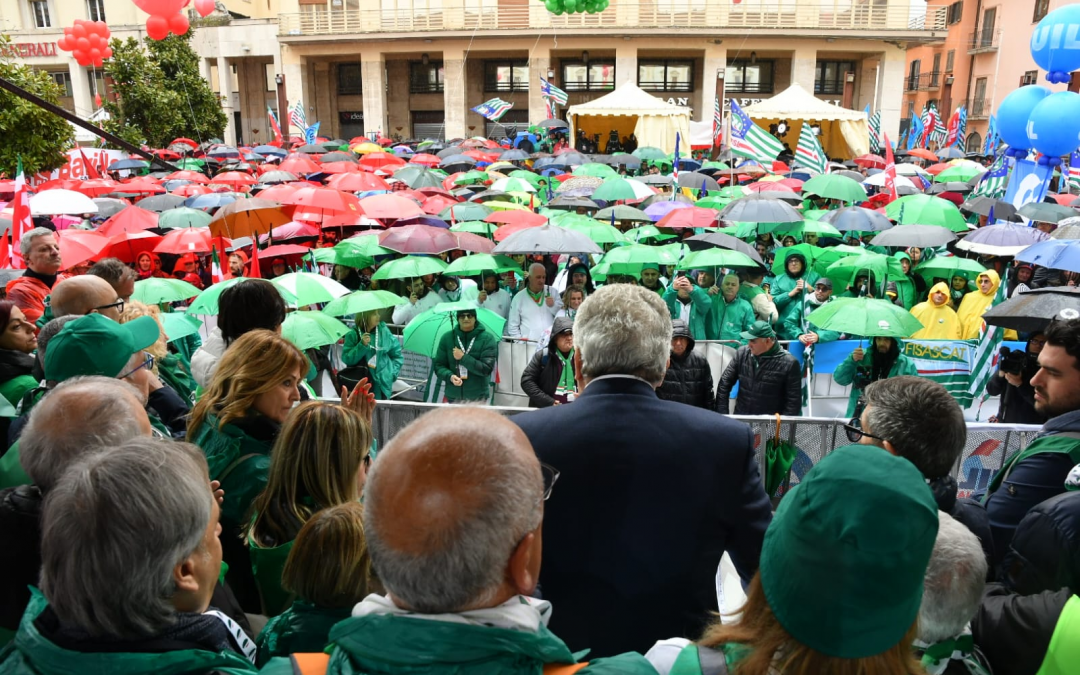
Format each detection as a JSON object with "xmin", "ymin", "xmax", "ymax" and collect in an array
[
  {"xmin": 740, "ymin": 320, "xmax": 775, "ymax": 340},
  {"xmin": 760, "ymin": 444, "xmax": 938, "ymax": 659},
  {"xmin": 44, "ymin": 314, "xmax": 161, "ymax": 382}
]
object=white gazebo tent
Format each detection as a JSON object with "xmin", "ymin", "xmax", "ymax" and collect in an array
[
  {"xmin": 743, "ymin": 84, "xmax": 870, "ymax": 160},
  {"xmin": 566, "ymin": 82, "xmax": 692, "ymax": 155}
]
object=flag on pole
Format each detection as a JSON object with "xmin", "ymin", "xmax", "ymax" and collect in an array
[
  {"xmin": 929, "ymin": 104, "xmax": 948, "ymax": 147},
  {"xmin": 472, "ymin": 98, "xmax": 514, "ymax": 122},
  {"xmin": 882, "ymin": 133, "xmax": 899, "ymax": 203},
  {"xmin": 210, "ymin": 243, "xmax": 226, "ymax": 283},
  {"xmin": 712, "ymin": 96, "xmax": 723, "ymax": 146},
  {"xmin": 78, "ymin": 149, "xmax": 101, "ymax": 179},
  {"xmin": 907, "ymin": 113, "xmax": 925, "ymax": 151},
  {"xmin": 545, "ymin": 98, "xmax": 558, "ymax": 120},
  {"xmin": 967, "ymin": 275, "xmax": 1009, "ymax": 415},
  {"xmin": 289, "ymin": 100, "xmax": 307, "ymax": 134},
  {"xmin": 983, "ymin": 115, "xmax": 1000, "ymax": 156},
  {"xmin": 919, "ymin": 104, "xmax": 933, "ymax": 147},
  {"xmin": 973, "ymin": 153, "xmax": 1010, "ymax": 199},
  {"xmin": 1067, "ymin": 151, "xmax": 1080, "ymax": 191},
  {"xmin": 672, "ymin": 132, "xmax": 681, "ymax": 188},
  {"xmin": 539, "ymin": 78, "xmax": 568, "ymax": 106},
  {"xmin": 946, "ymin": 106, "xmax": 967, "ymax": 147},
  {"xmin": 795, "ymin": 122, "xmax": 827, "ymax": 175},
  {"xmin": 868, "ymin": 109, "xmax": 883, "ymax": 154},
  {"xmin": 248, "ymin": 243, "xmax": 261, "ymax": 279},
  {"xmin": 304, "ymin": 121, "xmax": 320, "ymax": 145},
  {"xmin": 268, "ymin": 106, "xmax": 283, "ymax": 145},
  {"xmin": 10, "ymin": 158, "xmax": 32, "ymax": 270},
  {"xmin": 728, "ymin": 100, "xmax": 783, "ymax": 165}
]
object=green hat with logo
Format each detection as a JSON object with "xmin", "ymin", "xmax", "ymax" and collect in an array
[
  {"xmin": 45, "ymin": 314, "xmax": 161, "ymax": 382},
  {"xmin": 759, "ymin": 444, "xmax": 938, "ymax": 659},
  {"xmin": 740, "ymin": 320, "xmax": 775, "ymax": 340}
]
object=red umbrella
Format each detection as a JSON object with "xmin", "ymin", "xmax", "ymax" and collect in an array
[
  {"xmin": 357, "ymin": 152, "xmax": 407, "ymax": 172},
  {"xmin": 420, "ymin": 187, "xmax": 457, "ymax": 199},
  {"xmin": 170, "ymin": 138, "xmax": 198, "ymax": 150},
  {"xmin": 104, "ymin": 230, "xmax": 163, "ymax": 263},
  {"xmin": 97, "ymin": 205, "xmax": 159, "ymax": 237},
  {"xmin": 358, "ymin": 194, "xmax": 424, "ymax": 220},
  {"xmin": 484, "ymin": 210, "xmax": 547, "ymax": 227},
  {"xmin": 165, "ymin": 170, "xmax": 210, "ymax": 184},
  {"xmin": 925, "ymin": 163, "xmax": 951, "ymax": 176},
  {"xmin": 771, "ymin": 160, "xmax": 791, "ymax": 173},
  {"xmin": 256, "ymin": 183, "xmax": 302, "ymax": 202},
  {"xmin": 326, "ymin": 172, "xmax": 391, "ymax": 192},
  {"xmin": 210, "ymin": 172, "xmax": 257, "ymax": 188},
  {"xmin": 376, "ymin": 136, "xmax": 394, "ymax": 146},
  {"xmin": 154, "ymin": 228, "xmax": 227, "ymax": 254},
  {"xmin": 907, "ymin": 148, "xmax": 939, "ymax": 162},
  {"xmin": 322, "ymin": 212, "xmax": 384, "ymax": 229},
  {"xmin": 258, "ymin": 221, "xmax": 321, "ymax": 242},
  {"xmin": 746, "ymin": 181, "xmax": 794, "ymax": 193},
  {"xmin": 493, "ymin": 221, "xmax": 542, "ymax": 242},
  {"xmin": 74, "ymin": 179, "xmax": 121, "ymax": 197},
  {"xmin": 37, "ymin": 179, "xmax": 83, "ymax": 191},
  {"xmin": 172, "ymin": 184, "xmax": 212, "ymax": 197},
  {"xmin": 422, "ymin": 194, "xmax": 459, "ymax": 215},
  {"xmin": 1050, "ymin": 193, "xmax": 1076, "ymax": 206},
  {"xmin": 319, "ymin": 161, "xmax": 359, "ymax": 175},
  {"xmin": 152, "ymin": 149, "xmax": 181, "ymax": 161},
  {"xmin": 282, "ymin": 187, "xmax": 362, "ymax": 216},
  {"xmin": 257, "ymin": 243, "xmax": 312, "ymax": 258},
  {"xmin": 57, "ymin": 230, "xmax": 109, "ymax": 269},
  {"xmin": 112, "ymin": 180, "xmax": 166, "ymax": 195},
  {"xmin": 454, "ymin": 231, "xmax": 496, "ymax": 253},
  {"xmin": 409, "ymin": 153, "xmax": 442, "ymax": 167},
  {"xmin": 656, "ymin": 207, "xmax": 721, "ymax": 229},
  {"xmin": 442, "ymin": 173, "xmax": 466, "ymax": 191},
  {"xmin": 853, "ymin": 154, "xmax": 886, "ymax": 169},
  {"xmin": 378, "ymin": 225, "xmax": 458, "ymax": 254},
  {"xmin": 279, "ymin": 157, "xmax": 321, "ymax": 175}
]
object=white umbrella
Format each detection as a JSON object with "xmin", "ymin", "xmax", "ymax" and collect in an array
[
  {"xmin": 894, "ymin": 163, "xmax": 931, "ymax": 178},
  {"xmin": 29, "ymin": 189, "xmax": 98, "ymax": 215},
  {"xmin": 271, "ymin": 272, "xmax": 351, "ymax": 306},
  {"xmin": 492, "ymin": 223, "xmax": 603, "ymax": 255},
  {"xmin": 862, "ymin": 173, "xmax": 917, "ymax": 190}
]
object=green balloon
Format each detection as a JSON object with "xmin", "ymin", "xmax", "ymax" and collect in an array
[
  {"xmin": 564, "ymin": 0, "xmax": 575, "ymax": 10},
  {"xmin": 552, "ymin": 5, "xmax": 564, "ymax": 13},
  {"xmin": 545, "ymin": 0, "xmax": 557, "ymax": 10}
]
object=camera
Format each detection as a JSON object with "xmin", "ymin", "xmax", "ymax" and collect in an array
[
  {"xmin": 852, "ymin": 368, "xmax": 873, "ymax": 391},
  {"xmin": 999, "ymin": 346, "xmax": 1028, "ymax": 376}
]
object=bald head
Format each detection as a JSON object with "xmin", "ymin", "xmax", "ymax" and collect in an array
[
  {"xmin": 365, "ymin": 407, "xmax": 543, "ymax": 614},
  {"xmin": 50, "ymin": 276, "xmax": 122, "ymax": 321},
  {"xmin": 527, "ymin": 263, "xmax": 547, "ymax": 292}
]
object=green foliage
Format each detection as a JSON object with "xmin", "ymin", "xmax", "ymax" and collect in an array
[
  {"xmin": 103, "ymin": 31, "xmax": 226, "ymax": 148},
  {"xmin": 0, "ymin": 34, "xmax": 76, "ymax": 176}
]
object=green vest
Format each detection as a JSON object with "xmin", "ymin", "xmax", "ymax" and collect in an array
[
  {"xmin": 986, "ymin": 433, "xmax": 1080, "ymax": 496},
  {"xmin": 1037, "ymin": 595, "xmax": 1080, "ymax": 675},
  {"xmin": 255, "ymin": 601, "xmax": 351, "ymax": 667},
  {"xmin": 249, "ymin": 537, "xmax": 295, "ymax": 618}
]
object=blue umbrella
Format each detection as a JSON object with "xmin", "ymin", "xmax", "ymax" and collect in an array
[
  {"xmin": 674, "ymin": 158, "xmax": 702, "ymax": 171},
  {"xmin": 254, "ymin": 145, "xmax": 287, "ymax": 157},
  {"xmin": 1015, "ymin": 240, "xmax": 1080, "ymax": 273},
  {"xmin": 108, "ymin": 158, "xmax": 149, "ymax": 171},
  {"xmin": 183, "ymin": 192, "xmax": 240, "ymax": 210}
]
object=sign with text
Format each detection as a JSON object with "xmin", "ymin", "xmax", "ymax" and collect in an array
[
  {"xmin": 29, "ymin": 148, "xmax": 126, "ymax": 186},
  {"xmin": 1, "ymin": 42, "xmax": 57, "ymax": 58}
]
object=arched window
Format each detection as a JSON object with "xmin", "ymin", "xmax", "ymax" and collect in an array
[{"xmin": 965, "ymin": 132, "xmax": 982, "ymax": 154}]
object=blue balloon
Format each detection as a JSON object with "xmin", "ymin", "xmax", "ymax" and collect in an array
[
  {"xmin": 1031, "ymin": 5, "xmax": 1080, "ymax": 84},
  {"xmin": 997, "ymin": 85, "xmax": 1052, "ymax": 152},
  {"xmin": 1028, "ymin": 91, "xmax": 1080, "ymax": 160}
]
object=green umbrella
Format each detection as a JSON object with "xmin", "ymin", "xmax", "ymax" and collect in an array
[
  {"xmin": 677, "ymin": 248, "xmax": 759, "ymax": 271},
  {"xmin": 625, "ymin": 225, "xmax": 676, "ymax": 243},
  {"xmin": 913, "ymin": 256, "xmax": 987, "ymax": 283},
  {"xmin": 632, "ymin": 146, "xmax": 667, "ymax": 160},
  {"xmin": 825, "ymin": 252, "xmax": 906, "ymax": 288},
  {"xmin": 695, "ymin": 196, "xmax": 733, "ymax": 211},
  {"xmin": 572, "ymin": 163, "xmax": 619, "ymax": 178},
  {"xmin": 272, "ymin": 272, "xmax": 351, "ymax": 306},
  {"xmin": 804, "ymin": 297, "xmax": 924, "ymax": 338},
  {"xmin": 132, "ymin": 277, "xmax": 202, "ymax": 304},
  {"xmin": 450, "ymin": 220, "xmax": 499, "ymax": 237},
  {"xmin": 886, "ymin": 194, "xmax": 968, "ymax": 233},
  {"xmin": 444, "ymin": 253, "xmax": 521, "ymax": 276},
  {"xmin": 507, "ymin": 170, "xmax": 543, "ymax": 188},
  {"xmin": 490, "ymin": 177, "xmax": 537, "ymax": 193},
  {"xmin": 187, "ymin": 277, "xmax": 297, "ymax": 315},
  {"xmin": 160, "ymin": 312, "xmax": 203, "ymax": 342},
  {"xmin": 810, "ymin": 244, "xmax": 868, "ymax": 276},
  {"xmin": 770, "ymin": 219, "xmax": 843, "ymax": 240},
  {"xmin": 282, "ymin": 310, "xmax": 350, "ymax": 350},
  {"xmin": 322, "ymin": 289, "xmax": 408, "ymax": 317},
  {"xmin": 597, "ymin": 244, "xmax": 680, "ymax": 266},
  {"xmin": 802, "ymin": 174, "xmax": 868, "ymax": 203},
  {"xmin": 371, "ymin": 255, "xmax": 449, "ymax": 281},
  {"xmin": 717, "ymin": 186, "xmax": 749, "ymax": 199},
  {"xmin": 802, "ymin": 208, "xmax": 831, "ymax": 222},
  {"xmin": 453, "ymin": 170, "xmax": 489, "ymax": 186},
  {"xmin": 175, "ymin": 158, "xmax": 206, "ymax": 170},
  {"xmin": 402, "ymin": 302, "xmax": 506, "ymax": 357},
  {"xmin": 560, "ymin": 220, "xmax": 626, "ymax": 245},
  {"xmin": 439, "ymin": 203, "xmax": 492, "ymax": 222},
  {"xmin": 934, "ymin": 164, "xmax": 985, "ymax": 183},
  {"xmin": 594, "ymin": 205, "xmax": 651, "ymax": 222},
  {"xmin": 314, "ymin": 235, "xmax": 392, "ymax": 267},
  {"xmin": 592, "ymin": 177, "xmax": 653, "ymax": 202},
  {"xmin": 158, "ymin": 206, "xmax": 212, "ymax": 229},
  {"xmin": 770, "ymin": 244, "xmax": 827, "ymax": 276}
]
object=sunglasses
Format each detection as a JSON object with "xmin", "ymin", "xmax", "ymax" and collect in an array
[
  {"xmin": 119, "ymin": 352, "xmax": 155, "ymax": 380},
  {"xmin": 93, "ymin": 298, "xmax": 125, "ymax": 315},
  {"xmin": 843, "ymin": 417, "xmax": 887, "ymax": 444}
]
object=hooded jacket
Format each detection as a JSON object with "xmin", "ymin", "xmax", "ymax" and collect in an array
[
  {"xmin": 771, "ymin": 253, "xmax": 820, "ymax": 338},
  {"xmin": 1001, "ymin": 490, "xmax": 1080, "ymax": 597},
  {"xmin": 342, "ymin": 320, "xmax": 403, "ymax": 400},
  {"xmin": 833, "ymin": 338, "xmax": 919, "ymax": 417},
  {"xmin": 520, "ymin": 316, "xmax": 574, "ymax": 408},
  {"xmin": 707, "ymin": 293, "xmax": 755, "ymax": 343},
  {"xmin": 892, "ymin": 251, "xmax": 922, "ymax": 310},
  {"xmin": 910, "ymin": 282, "xmax": 962, "ymax": 340},
  {"xmin": 663, "ymin": 285, "xmax": 713, "ymax": 341},
  {"xmin": 656, "ymin": 320, "xmax": 715, "ymax": 410},
  {"xmin": 255, "ymin": 601, "xmax": 351, "ymax": 666},
  {"xmin": 957, "ymin": 270, "xmax": 1000, "ymax": 339},
  {"xmin": 135, "ymin": 252, "xmax": 169, "ymax": 280},
  {"xmin": 433, "ymin": 320, "xmax": 498, "ymax": 402}
]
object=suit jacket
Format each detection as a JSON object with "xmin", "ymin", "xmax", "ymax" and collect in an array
[{"xmin": 511, "ymin": 376, "xmax": 772, "ymax": 658}]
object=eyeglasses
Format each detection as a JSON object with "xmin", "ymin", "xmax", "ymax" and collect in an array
[
  {"xmin": 540, "ymin": 462, "xmax": 560, "ymax": 501},
  {"xmin": 119, "ymin": 352, "xmax": 154, "ymax": 380},
  {"xmin": 93, "ymin": 298, "xmax": 125, "ymax": 315},
  {"xmin": 843, "ymin": 417, "xmax": 887, "ymax": 444}
]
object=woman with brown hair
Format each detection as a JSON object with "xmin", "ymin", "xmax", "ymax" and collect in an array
[
  {"xmin": 245, "ymin": 401, "xmax": 373, "ymax": 617},
  {"xmin": 646, "ymin": 444, "xmax": 940, "ymax": 675},
  {"xmin": 255, "ymin": 502, "xmax": 376, "ymax": 665}
]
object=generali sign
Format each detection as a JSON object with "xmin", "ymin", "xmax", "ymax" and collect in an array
[{"xmin": 1, "ymin": 42, "xmax": 58, "ymax": 58}]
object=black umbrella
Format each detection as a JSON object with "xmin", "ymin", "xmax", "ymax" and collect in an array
[
  {"xmin": 835, "ymin": 170, "xmax": 865, "ymax": 181},
  {"xmin": 936, "ymin": 146, "xmax": 967, "ymax": 160},
  {"xmin": 297, "ymin": 144, "xmax": 326, "ymax": 154},
  {"xmin": 960, "ymin": 196, "xmax": 1019, "ymax": 221},
  {"xmin": 1019, "ymin": 202, "xmax": 1078, "ymax": 224},
  {"xmin": 819, "ymin": 206, "xmax": 894, "ymax": 232},
  {"xmin": 137, "ymin": 194, "xmax": 186, "ymax": 213},
  {"xmin": 639, "ymin": 174, "xmax": 672, "ymax": 186},
  {"xmin": 91, "ymin": 198, "xmax": 129, "ymax": 219},
  {"xmin": 755, "ymin": 191, "xmax": 802, "ymax": 203},
  {"xmin": 321, "ymin": 151, "xmax": 358, "ymax": 163},
  {"xmin": 548, "ymin": 195, "xmax": 599, "ymax": 210},
  {"xmin": 436, "ymin": 146, "xmax": 466, "ymax": 159},
  {"xmin": 718, "ymin": 195, "xmax": 802, "ymax": 223},
  {"xmin": 685, "ymin": 232, "xmax": 765, "ymax": 265},
  {"xmin": 983, "ymin": 287, "xmax": 1080, "ymax": 332},
  {"xmin": 536, "ymin": 118, "xmax": 569, "ymax": 129},
  {"xmin": 870, "ymin": 224, "xmax": 957, "ymax": 248},
  {"xmin": 928, "ymin": 181, "xmax": 973, "ymax": 195},
  {"xmin": 677, "ymin": 173, "xmax": 720, "ymax": 192}
]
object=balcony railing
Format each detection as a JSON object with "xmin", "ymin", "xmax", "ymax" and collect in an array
[
  {"xmin": 278, "ymin": 2, "xmax": 947, "ymax": 37},
  {"xmin": 905, "ymin": 72, "xmax": 943, "ymax": 92},
  {"xmin": 968, "ymin": 28, "xmax": 1000, "ymax": 54},
  {"xmin": 966, "ymin": 97, "xmax": 993, "ymax": 120}
]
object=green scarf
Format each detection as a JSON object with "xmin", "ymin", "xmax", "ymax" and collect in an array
[
  {"xmin": 915, "ymin": 634, "xmax": 990, "ymax": 675},
  {"xmin": 556, "ymin": 349, "xmax": 575, "ymax": 391}
]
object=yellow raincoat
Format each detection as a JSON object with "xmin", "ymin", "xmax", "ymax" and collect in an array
[
  {"xmin": 911, "ymin": 281, "xmax": 962, "ymax": 340},
  {"xmin": 957, "ymin": 270, "xmax": 1000, "ymax": 339}
]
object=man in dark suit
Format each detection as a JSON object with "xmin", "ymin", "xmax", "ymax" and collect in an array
[{"xmin": 511, "ymin": 284, "xmax": 772, "ymax": 658}]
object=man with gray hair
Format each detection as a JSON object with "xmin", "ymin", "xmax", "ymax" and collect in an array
[
  {"xmin": 915, "ymin": 512, "xmax": 992, "ymax": 674},
  {"xmin": 6, "ymin": 227, "xmax": 62, "ymax": 325},
  {"xmin": 87, "ymin": 257, "xmax": 136, "ymax": 304},
  {"xmin": 272, "ymin": 407, "xmax": 654, "ymax": 673},
  {"xmin": 507, "ymin": 262, "xmax": 562, "ymax": 345},
  {"xmin": 511, "ymin": 284, "xmax": 771, "ymax": 657},
  {"xmin": 0, "ymin": 437, "xmax": 257, "ymax": 670}
]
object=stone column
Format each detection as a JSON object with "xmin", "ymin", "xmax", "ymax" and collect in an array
[
  {"xmin": 280, "ymin": 46, "xmax": 306, "ymax": 137},
  {"xmin": 529, "ymin": 51, "xmax": 552, "ymax": 123},
  {"xmin": 615, "ymin": 43, "xmax": 636, "ymax": 88},
  {"xmin": 314, "ymin": 61, "xmax": 332, "ymax": 135},
  {"xmin": 443, "ymin": 47, "xmax": 467, "ymax": 140},
  {"xmin": 702, "ymin": 44, "xmax": 727, "ymax": 126},
  {"xmin": 790, "ymin": 46, "xmax": 817, "ymax": 93},
  {"xmin": 878, "ymin": 47, "xmax": 907, "ymax": 140},
  {"xmin": 68, "ymin": 62, "xmax": 92, "ymax": 117},
  {"xmin": 386, "ymin": 60, "xmax": 410, "ymax": 138},
  {"xmin": 361, "ymin": 53, "xmax": 388, "ymax": 139},
  {"xmin": 217, "ymin": 55, "xmax": 236, "ymax": 146}
]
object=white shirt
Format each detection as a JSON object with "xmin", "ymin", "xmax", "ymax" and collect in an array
[
  {"xmin": 506, "ymin": 285, "xmax": 561, "ymax": 343},
  {"xmin": 392, "ymin": 290, "xmax": 441, "ymax": 326},
  {"xmin": 475, "ymin": 288, "xmax": 512, "ymax": 319}
]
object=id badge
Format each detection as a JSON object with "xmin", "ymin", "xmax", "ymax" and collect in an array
[
  {"xmin": 368, "ymin": 355, "xmax": 377, "ymax": 369},
  {"xmin": 458, "ymin": 365, "xmax": 469, "ymax": 379}
]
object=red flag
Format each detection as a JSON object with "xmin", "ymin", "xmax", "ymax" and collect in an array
[
  {"xmin": 0, "ymin": 229, "xmax": 11, "ymax": 269},
  {"xmin": 882, "ymin": 133, "xmax": 898, "ymax": 204},
  {"xmin": 10, "ymin": 159, "xmax": 32, "ymax": 270},
  {"xmin": 248, "ymin": 244, "xmax": 262, "ymax": 278},
  {"xmin": 945, "ymin": 110, "xmax": 960, "ymax": 148},
  {"xmin": 268, "ymin": 106, "xmax": 284, "ymax": 147},
  {"xmin": 79, "ymin": 149, "xmax": 101, "ymax": 179}
]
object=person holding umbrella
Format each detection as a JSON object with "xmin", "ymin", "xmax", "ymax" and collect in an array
[
  {"xmin": 342, "ymin": 309, "xmax": 404, "ymax": 401},
  {"xmin": 476, "ymin": 272, "xmax": 512, "ymax": 319},
  {"xmin": 664, "ymin": 273, "xmax": 713, "ymax": 341},
  {"xmin": 434, "ymin": 308, "xmax": 498, "ymax": 403},
  {"xmin": 833, "ymin": 337, "xmax": 919, "ymax": 418},
  {"xmin": 707, "ymin": 273, "xmax": 755, "ymax": 343},
  {"xmin": 773, "ymin": 251, "xmax": 819, "ymax": 341}
]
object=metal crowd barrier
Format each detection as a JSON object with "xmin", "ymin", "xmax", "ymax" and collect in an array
[{"xmin": 368, "ymin": 399, "xmax": 1041, "ymax": 501}]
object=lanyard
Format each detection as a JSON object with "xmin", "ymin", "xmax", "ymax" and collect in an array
[{"xmin": 456, "ymin": 334, "xmax": 476, "ymax": 355}]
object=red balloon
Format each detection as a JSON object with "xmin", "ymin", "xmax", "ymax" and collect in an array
[
  {"xmin": 168, "ymin": 12, "xmax": 189, "ymax": 34},
  {"xmin": 194, "ymin": 0, "xmax": 214, "ymax": 17},
  {"xmin": 76, "ymin": 37, "xmax": 90, "ymax": 51},
  {"xmin": 57, "ymin": 35, "xmax": 70, "ymax": 50},
  {"xmin": 89, "ymin": 48, "xmax": 101, "ymax": 60},
  {"xmin": 103, "ymin": 47, "xmax": 113, "ymax": 59},
  {"xmin": 145, "ymin": 14, "xmax": 169, "ymax": 40},
  {"xmin": 95, "ymin": 21, "xmax": 108, "ymax": 32},
  {"xmin": 73, "ymin": 50, "xmax": 89, "ymax": 66},
  {"xmin": 72, "ymin": 23, "xmax": 87, "ymax": 38}
]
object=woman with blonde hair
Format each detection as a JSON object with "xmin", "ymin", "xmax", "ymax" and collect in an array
[
  {"xmin": 646, "ymin": 444, "xmax": 939, "ymax": 675},
  {"xmin": 255, "ymin": 502, "xmax": 376, "ymax": 665},
  {"xmin": 120, "ymin": 299, "xmax": 197, "ymax": 404},
  {"xmin": 245, "ymin": 400, "xmax": 374, "ymax": 617}
]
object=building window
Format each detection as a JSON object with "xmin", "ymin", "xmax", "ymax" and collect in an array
[
  {"xmin": 86, "ymin": 0, "xmax": 105, "ymax": 21},
  {"xmin": 338, "ymin": 63, "xmax": 362, "ymax": 95},
  {"xmin": 726, "ymin": 60, "xmax": 774, "ymax": 94},
  {"xmin": 947, "ymin": 0, "xmax": 962, "ymax": 24},
  {"xmin": 264, "ymin": 64, "xmax": 276, "ymax": 93},
  {"xmin": 638, "ymin": 60, "xmax": 693, "ymax": 92},
  {"xmin": 484, "ymin": 61, "xmax": 528, "ymax": 92},
  {"xmin": 1021, "ymin": 70, "xmax": 1038, "ymax": 86},
  {"xmin": 410, "ymin": 61, "xmax": 444, "ymax": 94},
  {"xmin": 1034, "ymin": 0, "xmax": 1050, "ymax": 23},
  {"xmin": 907, "ymin": 59, "xmax": 921, "ymax": 91},
  {"xmin": 814, "ymin": 60, "xmax": 853, "ymax": 95},
  {"xmin": 972, "ymin": 77, "xmax": 987, "ymax": 117},
  {"xmin": 50, "ymin": 71, "xmax": 72, "ymax": 97},
  {"xmin": 965, "ymin": 132, "xmax": 982, "ymax": 153},
  {"xmin": 87, "ymin": 68, "xmax": 106, "ymax": 102},
  {"xmin": 561, "ymin": 61, "xmax": 615, "ymax": 91},
  {"xmin": 945, "ymin": 50, "xmax": 955, "ymax": 73},
  {"xmin": 930, "ymin": 53, "xmax": 941, "ymax": 86},
  {"xmin": 30, "ymin": 0, "xmax": 51, "ymax": 27}
]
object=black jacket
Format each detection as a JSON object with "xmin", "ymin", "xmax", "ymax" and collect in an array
[
  {"xmin": 931, "ymin": 475, "xmax": 995, "ymax": 569},
  {"xmin": 520, "ymin": 316, "xmax": 574, "ymax": 408},
  {"xmin": 973, "ymin": 584, "xmax": 1071, "ymax": 675},
  {"xmin": 1000, "ymin": 490, "xmax": 1080, "ymax": 595},
  {"xmin": 715, "ymin": 345, "xmax": 802, "ymax": 416},
  {"xmin": 511, "ymin": 377, "xmax": 772, "ymax": 658},
  {"xmin": 657, "ymin": 320, "xmax": 715, "ymax": 410}
]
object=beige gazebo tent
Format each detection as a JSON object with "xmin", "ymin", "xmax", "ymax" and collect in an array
[
  {"xmin": 567, "ymin": 82, "xmax": 692, "ymax": 155},
  {"xmin": 743, "ymin": 84, "xmax": 870, "ymax": 159}
]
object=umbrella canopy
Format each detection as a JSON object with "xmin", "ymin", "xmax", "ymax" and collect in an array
[
  {"xmin": 282, "ymin": 311, "xmax": 350, "ymax": 350},
  {"xmin": 97, "ymin": 206, "xmax": 159, "ymax": 237},
  {"xmin": 771, "ymin": 219, "xmax": 843, "ymax": 240},
  {"xmin": 208, "ymin": 198, "xmax": 291, "ymax": 238},
  {"xmin": 29, "ymin": 189, "xmax": 98, "ymax": 215},
  {"xmin": 591, "ymin": 177, "xmax": 654, "ymax": 202},
  {"xmin": 934, "ymin": 164, "xmax": 985, "ymax": 183},
  {"xmin": 137, "ymin": 194, "xmax": 186, "ymax": 213},
  {"xmin": 450, "ymin": 220, "xmax": 499, "ymax": 237},
  {"xmin": 982, "ymin": 287, "xmax": 1080, "ymax": 332},
  {"xmin": 817, "ymin": 206, "xmax": 894, "ymax": 233},
  {"xmin": 378, "ymin": 225, "xmax": 459, "ymax": 254},
  {"xmin": 187, "ymin": 277, "xmax": 295, "ymax": 315},
  {"xmin": 1018, "ymin": 202, "xmax": 1078, "ymax": 224},
  {"xmin": 825, "ymin": 252, "xmax": 907, "ymax": 288},
  {"xmin": 322, "ymin": 289, "xmax": 408, "ymax": 317},
  {"xmin": 886, "ymin": 194, "xmax": 968, "ymax": 233},
  {"xmin": 802, "ymin": 174, "xmax": 868, "ymax": 203},
  {"xmin": 158, "ymin": 207, "xmax": 212, "ymax": 229},
  {"xmin": 371, "ymin": 255, "xmax": 449, "ymax": 280},
  {"xmin": 491, "ymin": 223, "xmax": 603, "ymax": 255},
  {"xmin": 104, "ymin": 231, "xmax": 164, "ymax": 263},
  {"xmin": 595, "ymin": 205, "xmax": 651, "ymax": 222},
  {"xmin": 439, "ymin": 202, "xmax": 492, "ymax": 222},
  {"xmin": 184, "ymin": 193, "xmax": 240, "ymax": 211},
  {"xmin": 358, "ymin": 194, "xmax": 425, "ymax": 220},
  {"xmin": 1016, "ymin": 240, "xmax": 1080, "ymax": 274},
  {"xmin": 132, "ymin": 277, "xmax": 202, "ymax": 304},
  {"xmin": 685, "ymin": 232, "xmax": 765, "ymax": 263},
  {"xmin": 402, "ymin": 302, "xmax": 506, "ymax": 358},
  {"xmin": 557, "ymin": 219, "xmax": 626, "ymax": 245},
  {"xmin": 913, "ymin": 256, "xmax": 988, "ymax": 283},
  {"xmin": 154, "ymin": 228, "xmax": 226, "ymax": 254},
  {"xmin": 956, "ymin": 223, "xmax": 1050, "ymax": 256},
  {"xmin": 870, "ymin": 225, "xmax": 957, "ymax": 248},
  {"xmin": 56, "ymin": 230, "xmax": 109, "ymax": 269},
  {"xmin": 960, "ymin": 196, "xmax": 1019, "ymax": 221},
  {"xmin": 656, "ymin": 207, "xmax": 720, "ymax": 229},
  {"xmin": 676, "ymin": 248, "xmax": 759, "ymax": 271},
  {"xmin": 271, "ymin": 272, "xmax": 352, "ymax": 305},
  {"xmin": 805, "ymin": 297, "xmax": 924, "ymax": 338},
  {"xmin": 644, "ymin": 201, "xmax": 693, "ymax": 222},
  {"xmin": 444, "ymin": 253, "xmax": 521, "ymax": 276},
  {"xmin": 718, "ymin": 196, "xmax": 802, "ymax": 224},
  {"xmin": 160, "ymin": 312, "xmax": 203, "ymax": 342},
  {"xmin": 1051, "ymin": 218, "xmax": 1080, "ymax": 240}
]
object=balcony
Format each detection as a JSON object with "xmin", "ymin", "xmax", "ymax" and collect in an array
[
  {"xmin": 905, "ymin": 71, "xmax": 943, "ymax": 92},
  {"xmin": 966, "ymin": 97, "xmax": 993, "ymax": 120},
  {"xmin": 278, "ymin": 1, "xmax": 947, "ymax": 38},
  {"xmin": 968, "ymin": 28, "xmax": 1000, "ymax": 54}
]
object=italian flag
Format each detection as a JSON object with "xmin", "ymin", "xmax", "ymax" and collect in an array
[
  {"xmin": 10, "ymin": 158, "xmax": 32, "ymax": 269},
  {"xmin": 210, "ymin": 242, "xmax": 227, "ymax": 284}
]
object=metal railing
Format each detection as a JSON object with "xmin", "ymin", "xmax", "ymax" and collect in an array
[
  {"xmin": 966, "ymin": 97, "xmax": 993, "ymax": 119},
  {"xmin": 968, "ymin": 28, "xmax": 1000, "ymax": 53},
  {"xmin": 278, "ymin": 2, "xmax": 946, "ymax": 36},
  {"xmin": 906, "ymin": 71, "xmax": 943, "ymax": 91}
]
